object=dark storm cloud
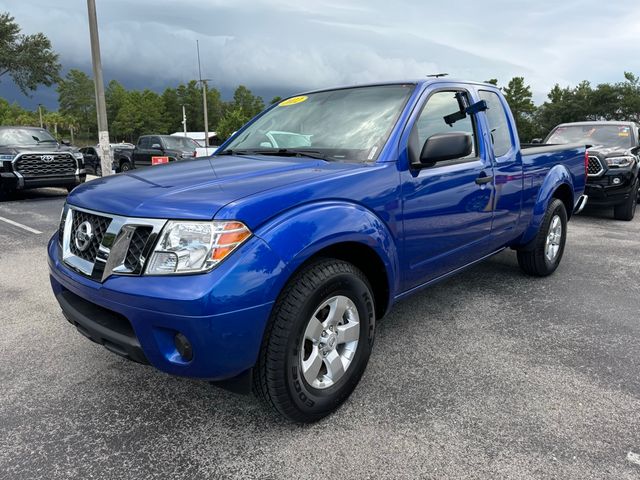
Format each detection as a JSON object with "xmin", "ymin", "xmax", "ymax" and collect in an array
[{"xmin": 1, "ymin": 0, "xmax": 639, "ymax": 108}]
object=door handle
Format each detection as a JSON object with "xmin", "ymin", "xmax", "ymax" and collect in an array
[{"xmin": 475, "ymin": 174, "xmax": 493, "ymax": 185}]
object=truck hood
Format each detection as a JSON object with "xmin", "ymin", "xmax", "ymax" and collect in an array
[
  {"xmin": 0, "ymin": 144, "xmax": 77, "ymax": 155},
  {"xmin": 67, "ymin": 155, "xmax": 354, "ymax": 220},
  {"xmin": 587, "ymin": 145, "xmax": 636, "ymax": 158}
]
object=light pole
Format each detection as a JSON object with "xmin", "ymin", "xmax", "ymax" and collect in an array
[
  {"xmin": 182, "ymin": 105, "xmax": 187, "ymax": 136},
  {"xmin": 196, "ymin": 40, "xmax": 211, "ymax": 155},
  {"xmin": 87, "ymin": 0, "xmax": 113, "ymax": 175},
  {"xmin": 38, "ymin": 104, "xmax": 43, "ymax": 128}
]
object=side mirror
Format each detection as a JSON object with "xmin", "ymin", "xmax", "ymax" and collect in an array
[
  {"xmin": 531, "ymin": 138, "xmax": 542, "ymax": 144},
  {"xmin": 61, "ymin": 139, "xmax": 71, "ymax": 146},
  {"xmin": 151, "ymin": 143, "xmax": 162, "ymax": 150},
  {"xmin": 419, "ymin": 132, "xmax": 472, "ymax": 166}
]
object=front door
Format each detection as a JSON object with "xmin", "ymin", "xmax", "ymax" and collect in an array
[
  {"xmin": 400, "ymin": 88, "xmax": 495, "ymax": 290},
  {"xmin": 133, "ymin": 136, "xmax": 163, "ymax": 168}
]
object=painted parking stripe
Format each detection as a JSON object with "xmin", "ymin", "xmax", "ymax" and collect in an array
[
  {"xmin": 628, "ymin": 451, "xmax": 640, "ymax": 467},
  {"xmin": 0, "ymin": 215, "xmax": 42, "ymax": 234}
]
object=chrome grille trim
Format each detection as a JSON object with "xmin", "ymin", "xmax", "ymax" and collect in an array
[
  {"xmin": 60, "ymin": 204, "xmax": 166, "ymax": 282},
  {"xmin": 587, "ymin": 156, "xmax": 604, "ymax": 177}
]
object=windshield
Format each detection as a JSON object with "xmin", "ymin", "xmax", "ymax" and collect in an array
[
  {"xmin": 546, "ymin": 124, "xmax": 634, "ymax": 149},
  {"xmin": 0, "ymin": 127, "xmax": 57, "ymax": 146},
  {"xmin": 222, "ymin": 84, "xmax": 415, "ymax": 162},
  {"xmin": 163, "ymin": 136, "xmax": 199, "ymax": 150}
]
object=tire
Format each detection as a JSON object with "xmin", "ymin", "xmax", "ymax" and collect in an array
[
  {"xmin": 517, "ymin": 198, "xmax": 568, "ymax": 277},
  {"xmin": 95, "ymin": 165, "xmax": 102, "ymax": 177},
  {"xmin": 254, "ymin": 259, "xmax": 376, "ymax": 423},
  {"xmin": 613, "ymin": 180, "xmax": 638, "ymax": 221},
  {"xmin": 119, "ymin": 160, "xmax": 131, "ymax": 172}
]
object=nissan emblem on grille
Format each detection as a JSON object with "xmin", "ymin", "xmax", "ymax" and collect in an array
[
  {"xmin": 74, "ymin": 221, "xmax": 94, "ymax": 252},
  {"xmin": 41, "ymin": 154, "xmax": 55, "ymax": 163}
]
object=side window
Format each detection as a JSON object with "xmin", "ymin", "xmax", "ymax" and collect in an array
[
  {"xmin": 413, "ymin": 90, "xmax": 477, "ymax": 162},
  {"xmin": 138, "ymin": 137, "xmax": 149, "ymax": 148},
  {"xmin": 479, "ymin": 90, "xmax": 513, "ymax": 157}
]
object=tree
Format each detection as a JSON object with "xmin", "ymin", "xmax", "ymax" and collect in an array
[
  {"xmin": 0, "ymin": 12, "xmax": 61, "ymax": 95},
  {"xmin": 112, "ymin": 89, "xmax": 167, "ymax": 140},
  {"xmin": 57, "ymin": 69, "xmax": 96, "ymax": 135},
  {"xmin": 216, "ymin": 106, "xmax": 250, "ymax": 140},
  {"xmin": 502, "ymin": 77, "xmax": 536, "ymax": 141},
  {"xmin": 105, "ymin": 80, "xmax": 129, "ymax": 139},
  {"xmin": 270, "ymin": 96, "xmax": 283, "ymax": 104},
  {"xmin": 484, "ymin": 79, "xmax": 498, "ymax": 86},
  {"xmin": 231, "ymin": 85, "xmax": 265, "ymax": 118}
]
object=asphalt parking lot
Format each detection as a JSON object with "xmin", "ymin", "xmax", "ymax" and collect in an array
[{"xmin": 1, "ymin": 186, "xmax": 639, "ymax": 479}]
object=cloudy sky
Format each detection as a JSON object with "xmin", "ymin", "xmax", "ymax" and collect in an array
[{"xmin": 2, "ymin": 0, "xmax": 640, "ymax": 109}]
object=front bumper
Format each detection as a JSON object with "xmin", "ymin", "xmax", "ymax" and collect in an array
[
  {"xmin": 1, "ymin": 171, "xmax": 85, "ymax": 190},
  {"xmin": 48, "ymin": 235, "xmax": 283, "ymax": 381},
  {"xmin": 585, "ymin": 168, "xmax": 637, "ymax": 207}
]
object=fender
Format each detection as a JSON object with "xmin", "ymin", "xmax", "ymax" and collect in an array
[
  {"xmin": 255, "ymin": 200, "xmax": 400, "ymax": 310},
  {"xmin": 518, "ymin": 164, "xmax": 574, "ymax": 247}
]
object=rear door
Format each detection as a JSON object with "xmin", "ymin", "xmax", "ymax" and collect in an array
[
  {"xmin": 399, "ymin": 87, "xmax": 495, "ymax": 290},
  {"xmin": 478, "ymin": 90, "xmax": 523, "ymax": 238}
]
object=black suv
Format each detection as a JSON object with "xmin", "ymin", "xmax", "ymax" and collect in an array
[
  {"xmin": 114, "ymin": 135, "xmax": 199, "ymax": 170},
  {"xmin": 545, "ymin": 121, "xmax": 640, "ymax": 221},
  {"xmin": 0, "ymin": 126, "xmax": 85, "ymax": 196}
]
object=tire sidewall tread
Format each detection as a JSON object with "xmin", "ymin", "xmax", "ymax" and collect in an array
[{"xmin": 254, "ymin": 258, "xmax": 375, "ymax": 423}]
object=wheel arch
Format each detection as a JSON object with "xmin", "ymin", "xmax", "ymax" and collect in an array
[
  {"xmin": 517, "ymin": 165, "xmax": 574, "ymax": 246},
  {"xmin": 256, "ymin": 201, "xmax": 400, "ymax": 319}
]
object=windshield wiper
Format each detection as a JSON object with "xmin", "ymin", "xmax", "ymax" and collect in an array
[
  {"xmin": 216, "ymin": 149, "xmax": 252, "ymax": 155},
  {"xmin": 246, "ymin": 148, "xmax": 328, "ymax": 160}
]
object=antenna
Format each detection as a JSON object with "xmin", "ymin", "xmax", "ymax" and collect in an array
[{"xmin": 427, "ymin": 73, "xmax": 449, "ymax": 78}]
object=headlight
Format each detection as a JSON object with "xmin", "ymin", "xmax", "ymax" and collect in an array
[
  {"xmin": 605, "ymin": 156, "xmax": 634, "ymax": 168},
  {"xmin": 146, "ymin": 221, "xmax": 251, "ymax": 275},
  {"xmin": 73, "ymin": 152, "xmax": 84, "ymax": 160}
]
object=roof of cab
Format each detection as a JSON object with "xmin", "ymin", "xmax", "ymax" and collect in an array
[{"xmin": 296, "ymin": 78, "xmax": 499, "ymax": 96}]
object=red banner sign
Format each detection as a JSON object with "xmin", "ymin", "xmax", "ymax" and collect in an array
[{"xmin": 152, "ymin": 156, "xmax": 169, "ymax": 165}]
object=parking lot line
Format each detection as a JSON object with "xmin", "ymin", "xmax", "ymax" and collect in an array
[{"xmin": 0, "ymin": 215, "xmax": 42, "ymax": 234}]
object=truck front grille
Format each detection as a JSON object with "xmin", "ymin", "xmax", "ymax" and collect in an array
[
  {"xmin": 124, "ymin": 227, "xmax": 153, "ymax": 271},
  {"xmin": 69, "ymin": 210, "xmax": 112, "ymax": 262},
  {"xmin": 60, "ymin": 206, "xmax": 165, "ymax": 281},
  {"xmin": 14, "ymin": 153, "xmax": 76, "ymax": 177},
  {"xmin": 587, "ymin": 156, "xmax": 604, "ymax": 176}
]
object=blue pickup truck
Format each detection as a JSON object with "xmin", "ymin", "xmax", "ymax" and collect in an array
[{"xmin": 49, "ymin": 79, "xmax": 587, "ymax": 422}]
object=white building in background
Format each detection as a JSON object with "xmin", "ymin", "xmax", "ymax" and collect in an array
[{"xmin": 171, "ymin": 131, "xmax": 221, "ymax": 157}]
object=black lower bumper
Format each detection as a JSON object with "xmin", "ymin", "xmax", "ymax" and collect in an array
[
  {"xmin": 585, "ymin": 168, "xmax": 638, "ymax": 207},
  {"xmin": 55, "ymin": 288, "xmax": 148, "ymax": 365},
  {"xmin": 1, "ymin": 172, "xmax": 85, "ymax": 191},
  {"xmin": 585, "ymin": 183, "xmax": 635, "ymax": 207}
]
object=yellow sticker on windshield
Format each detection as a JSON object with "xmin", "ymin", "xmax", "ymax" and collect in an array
[{"xmin": 279, "ymin": 96, "xmax": 308, "ymax": 106}]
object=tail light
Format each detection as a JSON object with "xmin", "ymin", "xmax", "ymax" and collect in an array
[{"xmin": 584, "ymin": 150, "xmax": 589, "ymax": 177}]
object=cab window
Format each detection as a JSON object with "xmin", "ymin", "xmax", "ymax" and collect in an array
[
  {"xmin": 479, "ymin": 90, "xmax": 514, "ymax": 157},
  {"xmin": 412, "ymin": 90, "xmax": 477, "ymax": 164}
]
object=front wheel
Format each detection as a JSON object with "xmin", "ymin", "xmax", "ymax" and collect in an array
[
  {"xmin": 119, "ymin": 160, "xmax": 132, "ymax": 173},
  {"xmin": 517, "ymin": 198, "xmax": 568, "ymax": 277},
  {"xmin": 254, "ymin": 259, "xmax": 375, "ymax": 423},
  {"xmin": 613, "ymin": 180, "xmax": 638, "ymax": 221}
]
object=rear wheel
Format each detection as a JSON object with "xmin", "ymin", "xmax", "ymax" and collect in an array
[
  {"xmin": 254, "ymin": 259, "xmax": 375, "ymax": 423},
  {"xmin": 119, "ymin": 160, "xmax": 132, "ymax": 172},
  {"xmin": 613, "ymin": 180, "xmax": 638, "ymax": 221},
  {"xmin": 95, "ymin": 165, "xmax": 102, "ymax": 177},
  {"xmin": 517, "ymin": 198, "xmax": 568, "ymax": 276}
]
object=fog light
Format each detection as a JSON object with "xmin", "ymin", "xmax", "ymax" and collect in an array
[
  {"xmin": 612, "ymin": 177, "xmax": 622, "ymax": 185},
  {"xmin": 174, "ymin": 333, "xmax": 193, "ymax": 361}
]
